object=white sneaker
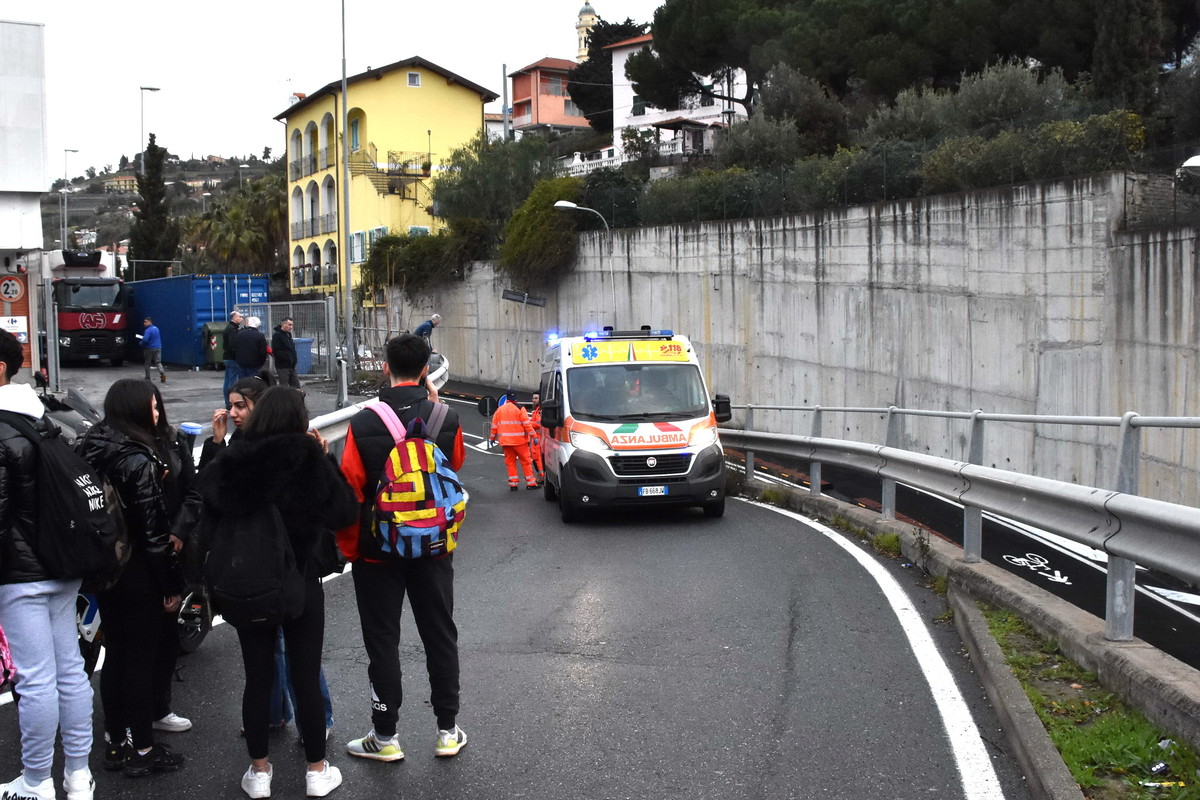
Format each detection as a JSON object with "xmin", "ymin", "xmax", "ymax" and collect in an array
[
  {"xmin": 0, "ymin": 773, "xmax": 56, "ymax": 800},
  {"xmin": 240, "ymin": 765, "xmax": 272, "ymax": 799},
  {"xmin": 153, "ymin": 712, "xmax": 193, "ymax": 732},
  {"xmin": 305, "ymin": 762, "xmax": 342, "ymax": 798},
  {"xmin": 435, "ymin": 725, "xmax": 467, "ymax": 757},
  {"xmin": 345, "ymin": 730, "xmax": 404, "ymax": 761},
  {"xmin": 63, "ymin": 767, "xmax": 93, "ymax": 800}
]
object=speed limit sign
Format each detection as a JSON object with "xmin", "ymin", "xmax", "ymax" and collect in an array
[{"xmin": 0, "ymin": 277, "xmax": 24, "ymax": 303}]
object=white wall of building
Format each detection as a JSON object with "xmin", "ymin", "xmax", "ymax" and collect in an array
[{"xmin": 0, "ymin": 20, "xmax": 47, "ymax": 252}]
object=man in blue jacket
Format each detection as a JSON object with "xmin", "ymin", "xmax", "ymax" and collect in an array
[{"xmin": 141, "ymin": 317, "xmax": 165, "ymax": 383}]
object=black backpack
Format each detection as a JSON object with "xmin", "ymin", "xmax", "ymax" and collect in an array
[
  {"xmin": 0, "ymin": 411, "xmax": 129, "ymax": 585},
  {"xmin": 203, "ymin": 503, "xmax": 304, "ymax": 628}
]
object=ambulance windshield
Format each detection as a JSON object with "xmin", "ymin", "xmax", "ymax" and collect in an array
[{"xmin": 567, "ymin": 364, "xmax": 708, "ymax": 422}]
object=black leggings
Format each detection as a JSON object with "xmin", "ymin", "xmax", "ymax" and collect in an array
[
  {"xmin": 97, "ymin": 585, "xmax": 164, "ymax": 750},
  {"xmin": 235, "ymin": 577, "xmax": 327, "ymax": 764}
]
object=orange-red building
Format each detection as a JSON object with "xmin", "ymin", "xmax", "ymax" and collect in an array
[{"xmin": 509, "ymin": 57, "xmax": 589, "ymax": 135}]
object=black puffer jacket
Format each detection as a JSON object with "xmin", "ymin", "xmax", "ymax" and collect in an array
[
  {"xmin": 0, "ymin": 412, "xmax": 54, "ymax": 584},
  {"xmin": 76, "ymin": 422, "xmax": 183, "ymax": 596},
  {"xmin": 199, "ymin": 433, "xmax": 358, "ymax": 578}
]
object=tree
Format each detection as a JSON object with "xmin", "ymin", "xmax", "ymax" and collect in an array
[
  {"xmin": 1093, "ymin": 0, "xmax": 1164, "ymax": 111},
  {"xmin": 182, "ymin": 166, "xmax": 287, "ymax": 272},
  {"xmin": 263, "ymin": 146, "xmax": 272, "ymax": 161},
  {"xmin": 568, "ymin": 17, "xmax": 648, "ymax": 132},
  {"xmin": 430, "ymin": 134, "xmax": 558, "ymax": 253},
  {"xmin": 624, "ymin": 0, "xmax": 762, "ymax": 115},
  {"xmin": 85, "ymin": 166, "xmax": 97, "ymax": 180},
  {"xmin": 129, "ymin": 134, "xmax": 179, "ymax": 279},
  {"xmin": 499, "ymin": 177, "xmax": 584, "ymax": 288},
  {"xmin": 119, "ymin": 155, "xmax": 129, "ymax": 171},
  {"xmin": 759, "ymin": 64, "xmax": 849, "ymax": 156}
]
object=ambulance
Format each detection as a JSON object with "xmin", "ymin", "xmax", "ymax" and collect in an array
[{"xmin": 537, "ymin": 327, "xmax": 732, "ymax": 523}]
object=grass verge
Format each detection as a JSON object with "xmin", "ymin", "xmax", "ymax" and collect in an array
[{"xmin": 984, "ymin": 605, "xmax": 1200, "ymax": 799}]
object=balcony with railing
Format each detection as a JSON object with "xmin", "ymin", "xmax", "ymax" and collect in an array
[{"xmin": 319, "ymin": 213, "xmax": 337, "ymax": 235}]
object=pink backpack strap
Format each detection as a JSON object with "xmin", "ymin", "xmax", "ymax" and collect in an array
[{"xmin": 368, "ymin": 402, "xmax": 407, "ymax": 445}]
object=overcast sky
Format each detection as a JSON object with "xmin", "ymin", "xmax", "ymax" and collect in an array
[{"xmin": 17, "ymin": 0, "xmax": 662, "ymax": 182}]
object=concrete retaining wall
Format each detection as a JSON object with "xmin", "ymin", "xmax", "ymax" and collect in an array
[{"xmin": 386, "ymin": 172, "xmax": 1200, "ymax": 505}]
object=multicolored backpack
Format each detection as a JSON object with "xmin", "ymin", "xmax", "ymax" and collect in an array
[{"xmin": 369, "ymin": 402, "xmax": 466, "ymax": 559}]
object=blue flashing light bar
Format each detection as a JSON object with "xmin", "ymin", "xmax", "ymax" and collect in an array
[{"xmin": 583, "ymin": 329, "xmax": 674, "ymax": 341}]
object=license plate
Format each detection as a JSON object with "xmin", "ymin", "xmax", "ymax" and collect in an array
[
  {"xmin": 87, "ymin": 354, "xmax": 100, "ymax": 360},
  {"xmin": 638, "ymin": 486, "xmax": 668, "ymax": 497}
]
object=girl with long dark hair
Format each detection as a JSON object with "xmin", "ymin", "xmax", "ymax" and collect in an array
[
  {"xmin": 76, "ymin": 378, "xmax": 186, "ymax": 777},
  {"xmin": 199, "ymin": 387, "xmax": 357, "ymax": 798}
]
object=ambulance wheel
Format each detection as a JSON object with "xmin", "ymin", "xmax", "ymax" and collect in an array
[
  {"xmin": 543, "ymin": 478, "xmax": 557, "ymax": 502},
  {"xmin": 702, "ymin": 498, "xmax": 726, "ymax": 518},
  {"xmin": 559, "ymin": 492, "xmax": 581, "ymax": 524}
]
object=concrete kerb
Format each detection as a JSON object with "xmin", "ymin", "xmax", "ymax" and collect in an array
[{"xmin": 779, "ymin": 490, "xmax": 1200, "ymax": 797}]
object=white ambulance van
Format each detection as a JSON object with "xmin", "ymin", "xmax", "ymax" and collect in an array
[{"xmin": 537, "ymin": 327, "xmax": 732, "ymax": 523}]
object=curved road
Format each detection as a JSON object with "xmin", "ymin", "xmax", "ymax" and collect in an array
[{"xmin": 0, "ymin": 422, "xmax": 1031, "ymax": 799}]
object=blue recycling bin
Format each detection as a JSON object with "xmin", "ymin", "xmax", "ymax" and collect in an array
[{"xmin": 294, "ymin": 338, "xmax": 314, "ymax": 375}]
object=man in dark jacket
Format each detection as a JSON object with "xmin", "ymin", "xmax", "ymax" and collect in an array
[
  {"xmin": 271, "ymin": 317, "xmax": 301, "ymax": 390},
  {"xmin": 337, "ymin": 333, "xmax": 467, "ymax": 764},
  {"xmin": 0, "ymin": 329, "xmax": 95, "ymax": 800},
  {"xmin": 232, "ymin": 316, "xmax": 268, "ymax": 381},
  {"xmin": 222, "ymin": 310, "xmax": 243, "ymax": 408}
]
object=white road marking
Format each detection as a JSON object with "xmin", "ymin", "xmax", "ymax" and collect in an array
[{"xmin": 746, "ymin": 499, "xmax": 1006, "ymax": 800}]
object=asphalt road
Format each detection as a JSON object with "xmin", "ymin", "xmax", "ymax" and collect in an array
[{"xmin": 0, "ymin": 374, "xmax": 1032, "ymax": 799}]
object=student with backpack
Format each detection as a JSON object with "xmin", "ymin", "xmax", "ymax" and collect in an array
[
  {"xmin": 75, "ymin": 378, "xmax": 186, "ymax": 778},
  {"xmin": 199, "ymin": 387, "xmax": 358, "ymax": 798},
  {"xmin": 337, "ymin": 333, "xmax": 468, "ymax": 764},
  {"xmin": 0, "ymin": 329, "xmax": 95, "ymax": 800}
]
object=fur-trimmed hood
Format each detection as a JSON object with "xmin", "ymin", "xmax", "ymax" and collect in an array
[{"xmin": 200, "ymin": 433, "xmax": 328, "ymax": 515}]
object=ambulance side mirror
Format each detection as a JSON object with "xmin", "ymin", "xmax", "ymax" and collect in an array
[
  {"xmin": 712, "ymin": 394, "xmax": 732, "ymax": 423},
  {"xmin": 541, "ymin": 399, "xmax": 563, "ymax": 429}
]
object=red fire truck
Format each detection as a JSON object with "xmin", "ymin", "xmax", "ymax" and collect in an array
[{"xmin": 52, "ymin": 251, "xmax": 129, "ymax": 366}]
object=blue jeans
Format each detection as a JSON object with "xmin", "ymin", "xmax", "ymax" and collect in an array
[
  {"xmin": 0, "ymin": 580, "xmax": 92, "ymax": 781},
  {"xmin": 223, "ymin": 359, "xmax": 240, "ymax": 407},
  {"xmin": 270, "ymin": 628, "xmax": 333, "ymax": 729}
]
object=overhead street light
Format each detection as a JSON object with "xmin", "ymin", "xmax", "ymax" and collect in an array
[
  {"xmin": 202, "ymin": 191, "xmax": 212, "ymax": 212},
  {"xmin": 139, "ymin": 86, "xmax": 160, "ymax": 175},
  {"xmin": 238, "ymin": 163, "xmax": 250, "ymax": 189},
  {"xmin": 61, "ymin": 148, "xmax": 78, "ymax": 249},
  {"xmin": 554, "ymin": 200, "xmax": 616, "ymax": 323}
]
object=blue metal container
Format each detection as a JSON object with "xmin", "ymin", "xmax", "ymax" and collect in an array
[{"xmin": 126, "ymin": 274, "xmax": 270, "ymax": 367}]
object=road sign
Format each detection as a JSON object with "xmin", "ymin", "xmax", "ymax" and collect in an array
[
  {"xmin": 0, "ymin": 277, "xmax": 25, "ymax": 303},
  {"xmin": 501, "ymin": 289, "xmax": 546, "ymax": 307}
]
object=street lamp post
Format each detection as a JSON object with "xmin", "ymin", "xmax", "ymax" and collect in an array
[
  {"xmin": 554, "ymin": 200, "xmax": 616, "ymax": 323},
  {"xmin": 61, "ymin": 148, "xmax": 78, "ymax": 249},
  {"xmin": 139, "ymin": 86, "xmax": 160, "ymax": 175},
  {"xmin": 202, "ymin": 192, "xmax": 211, "ymax": 212},
  {"xmin": 238, "ymin": 164, "xmax": 250, "ymax": 189}
]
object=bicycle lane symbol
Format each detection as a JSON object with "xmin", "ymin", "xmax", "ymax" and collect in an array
[{"xmin": 1002, "ymin": 552, "xmax": 1072, "ymax": 585}]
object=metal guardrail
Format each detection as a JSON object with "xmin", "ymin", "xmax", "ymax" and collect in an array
[{"xmin": 723, "ymin": 404, "xmax": 1200, "ymax": 643}]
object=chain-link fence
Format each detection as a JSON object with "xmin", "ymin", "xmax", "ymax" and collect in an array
[
  {"xmin": 238, "ymin": 297, "xmax": 337, "ymax": 378},
  {"xmin": 1122, "ymin": 140, "xmax": 1200, "ymax": 230}
]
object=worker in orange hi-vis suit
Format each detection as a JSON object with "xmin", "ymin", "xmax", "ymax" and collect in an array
[
  {"xmin": 490, "ymin": 392, "xmax": 538, "ymax": 491},
  {"xmin": 528, "ymin": 392, "xmax": 544, "ymax": 484}
]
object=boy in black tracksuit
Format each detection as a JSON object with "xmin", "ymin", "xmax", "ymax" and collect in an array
[{"xmin": 337, "ymin": 334, "xmax": 467, "ymax": 762}]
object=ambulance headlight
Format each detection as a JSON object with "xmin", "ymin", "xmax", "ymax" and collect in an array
[
  {"xmin": 689, "ymin": 426, "xmax": 718, "ymax": 449},
  {"xmin": 570, "ymin": 430, "xmax": 610, "ymax": 454}
]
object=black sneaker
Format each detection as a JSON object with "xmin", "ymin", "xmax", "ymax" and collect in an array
[
  {"xmin": 103, "ymin": 741, "xmax": 127, "ymax": 772},
  {"xmin": 124, "ymin": 744, "xmax": 184, "ymax": 778}
]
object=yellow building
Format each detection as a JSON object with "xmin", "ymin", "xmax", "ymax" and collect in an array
[{"xmin": 275, "ymin": 56, "xmax": 497, "ymax": 297}]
